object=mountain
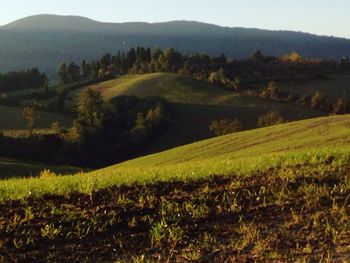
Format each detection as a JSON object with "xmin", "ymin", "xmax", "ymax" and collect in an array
[{"xmin": 1, "ymin": 14, "xmax": 350, "ymax": 79}]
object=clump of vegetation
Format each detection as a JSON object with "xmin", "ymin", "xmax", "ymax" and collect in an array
[
  {"xmin": 257, "ymin": 110, "xmax": 286, "ymax": 127},
  {"xmin": 23, "ymin": 105, "xmax": 39, "ymax": 137},
  {"xmin": 311, "ymin": 91, "xmax": 328, "ymax": 109},
  {"xmin": 209, "ymin": 118, "xmax": 243, "ymax": 136},
  {"xmin": 39, "ymin": 169, "xmax": 57, "ymax": 178},
  {"xmin": 0, "ymin": 68, "xmax": 48, "ymax": 92},
  {"xmin": 260, "ymin": 81, "xmax": 280, "ymax": 100},
  {"xmin": 332, "ymin": 97, "xmax": 349, "ymax": 115}
]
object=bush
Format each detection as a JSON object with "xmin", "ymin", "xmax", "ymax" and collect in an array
[
  {"xmin": 210, "ymin": 118, "xmax": 243, "ymax": 136},
  {"xmin": 332, "ymin": 97, "xmax": 349, "ymax": 115},
  {"xmin": 257, "ymin": 111, "xmax": 286, "ymax": 128},
  {"xmin": 310, "ymin": 91, "xmax": 327, "ymax": 109},
  {"xmin": 39, "ymin": 169, "xmax": 57, "ymax": 178}
]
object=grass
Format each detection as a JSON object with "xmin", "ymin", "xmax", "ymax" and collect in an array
[
  {"xmin": 276, "ymin": 73, "xmax": 350, "ymax": 99},
  {"xmin": 1, "ymin": 115, "xmax": 350, "ymax": 261},
  {"xmin": 0, "ymin": 105, "xmax": 71, "ymax": 132},
  {"xmin": 1, "ymin": 155, "xmax": 349, "ymax": 262},
  {"xmin": 68, "ymin": 73, "xmax": 325, "ymax": 151},
  {"xmin": 1, "ymin": 114, "xmax": 350, "ymax": 202},
  {"xmin": 0, "ymin": 159, "xmax": 84, "ymax": 180}
]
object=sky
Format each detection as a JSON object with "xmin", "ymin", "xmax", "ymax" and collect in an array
[{"xmin": 1, "ymin": 0, "xmax": 349, "ymax": 38}]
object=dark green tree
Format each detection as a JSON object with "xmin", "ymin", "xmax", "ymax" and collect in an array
[
  {"xmin": 210, "ymin": 118, "xmax": 243, "ymax": 136},
  {"xmin": 257, "ymin": 110, "xmax": 286, "ymax": 127},
  {"xmin": 23, "ymin": 105, "xmax": 39, "ymax": 137},
  {"xmin": 58, "ymin": 63, "xmax": 69, "ymax": 84},
  {"xmin": 76, "ymin": 88, "xmax": 105, "ymax": 133},
  {"xmin": 67, "ymin": 62, "xmax": 80, "ymax": 82}
]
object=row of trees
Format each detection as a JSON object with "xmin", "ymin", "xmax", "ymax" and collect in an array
[
  {"xmin": 252, "ymin": 81, "xmax": 350, "ymax": 115},
  {"xmin": 2, "ymin": 90, "xmax": 172, "ymax": 167},
  {"xmin": 0, "ymin": 68, "xmax": 48, "ymax": 92},
  {"xmin": 209, "ymin": 110, "xmax": 287, "ymax": 136},
  {"xmin": 58, "ymin": 47, "xmax": 337, "ymax": 86}
]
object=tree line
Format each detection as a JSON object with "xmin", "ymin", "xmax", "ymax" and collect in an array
[
  {"xmin": 58, "ymin": 47, "xmax": 339, "ymax": 86},
  {"xmin": 0, "ymin": 68, "xmax": 48, "ymax": 92},
  {"xmin": 0, "ymin": 90, "xmax": 172, "ymax": 168}
]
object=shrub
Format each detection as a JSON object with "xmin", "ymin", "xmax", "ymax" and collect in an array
[
  {"xmin": 310, "ymin": 91, "xmax": 327, "ymax": 109},
  {"xmin": 210, "ymin": 118, "xmax": 243, "ymax": 136},
  {"xmin": 39, "ymin": 169, "xmax": 57, "ymax": 178},
  {"xmin": 332, "ymin": 97, "xmax": 349, "ymax": 115},
  {"xmin": 257, "ymin": 111, "xmax": 286, "ymax": 128}
]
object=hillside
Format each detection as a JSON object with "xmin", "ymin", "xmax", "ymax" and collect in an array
[
  {"xmin": 1, "ymin": 114, "xmax": 350, "ymax": 201},
  {"xmin": 0, "ymin": 158, "xmax": 83, "ymax": 179},
  {"xmin": 72, "ymin": 73, "xmax": 324, "ymax": 150},
  {"xmin": 1, "ymin": 115, "xmax": 350, "ymax": 262},
  {"xmin": 1, "ymin": 15, "xmax": 350, "ymax": 78},
  {"xmin": 278, "ymin": 73, "xmax": 350, "ymax": 99},
  {"xmin": 0, "ymin": 105, "xmax": 71, "ymax": 133}
]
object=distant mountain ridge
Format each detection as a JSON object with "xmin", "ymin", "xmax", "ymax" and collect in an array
[{"xmin": 1, "ymin": 14, "xmax": 350, "ymax": 79}]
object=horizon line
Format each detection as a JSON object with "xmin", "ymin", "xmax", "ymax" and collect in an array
[{"xmin": 1, "ymin": 13, "xmax": 349, "ymax": 40}]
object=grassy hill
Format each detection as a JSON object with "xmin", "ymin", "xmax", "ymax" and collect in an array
[
  {"xmin": 262, "ymin": 73, "xmax": 350, "ymax": 99},
  {"xmin": 70, "ymin": 73, "xmax": 324, "ymax": 150},
  {"xmin": 0, "ymin": 105, "xmax": 71, "ymax": 134},
  {"xmin": 1, "ymin": 114, "xmax": 350, "ymax": 201},
  {"xmin": 0, "ymin": 158, "xmax": 84, "ymax": 180},
  {"xmin": 1, "ymin": 115, "xmax": 350, "ymax": 262}
]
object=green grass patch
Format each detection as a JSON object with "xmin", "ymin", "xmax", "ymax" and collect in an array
[
  {"xmin": 1, "ymin": 115, "xmax": 350, "ymax": 202},
  {"xmin": 68, "ymin": 73, "xmax": 324, "ymax": 151},
  {"xmin": 278, "ymin": 73, "xmax": 350, "ymax": 98},
  {"xmin": 0, "ymin": 158, "xmax": 85, "ymax": 180},
  {"xmin": 0, "ymin": 105, "xmax": 71, "ymax": 132}
]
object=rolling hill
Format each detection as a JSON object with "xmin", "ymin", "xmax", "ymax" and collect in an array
[
  {"xmin": 1, "ymin": 114, "xmax": 350, "ymax": 201},
  {"xmin": 0, "ymin": 104, "xmax": 71, "ymax": 134},
  {"xmin": 1, "ymin": 115, "xmax": 350, "ymax": 262},
  {"xmin": 0, "ymin": 158, "xmax": 83, "ymax": 179},
  {"xmin": 71, "ymin": 73, "xmax": 324, "ymax": 150},
  {"xmin": 1, "ymin": 14, "xmax": 350, "ymax": 79},
  {"xmin": 277, "ymin": 73, "xmax": 350, "ymax": 99}
]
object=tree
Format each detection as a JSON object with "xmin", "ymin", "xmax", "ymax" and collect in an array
[
  {"xmin": 252, "ymin": 50, "xmax": 264, "ymax": 61},
  {"xmin": 80, "ymin": 60, "xmax": 90, "ymax": 79},
  {"xmin": 281, "ymin": 51, "xmax": 303, "ymax": 63},
  {"xmin": 162, "ymin": 48, "xmax": 184, "ymax": 72},
  {"xmin": 208, "ymin": 68, "xmax": 227, "ymax": 85},
  {"xmin": 23, "ymin": 106, "xmax": 39, "ymax": 136},
  {"xmin": 266, "ymin": 81, "xmax": 279, "ymax": 99},
  {"xmin": 332, "ymin": 97, "xmax": 349, "ymax": 115},
  {"xmin": 311, "ymin": 91, "xmax": 327, "ymax": 109},
  {"xmin": 257, "ymin": 110, "xmax": 286, "ymax": 128},
  {"xmin": 67, "ymin": 62, "xmax": 80, "ymax": 82},
  {"xmin": 209, "ymin": 118, "xmax": 243, "ymax": 136},
  {"xmin": 76, "ymin": 88, "xmax": 105, "ymax": 133},
  {"xmin": 58, "ymin": 63, "xmax": 69, "ymax": 84},
  {"xmin": 232, "ymin": 77, "xmax": 243, "ymax": 91}
]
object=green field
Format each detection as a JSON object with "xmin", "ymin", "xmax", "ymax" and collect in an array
[
  {"xmin": 1, "ymin": 115, "xmax": 350, "ymax": 262},
  {"xmin": 1, "ymin": 114, "xmax": 350, "ymax": 202},
  {"xmin": 0, "ymin": 105, "xmax": 71, "ymax": 133},
  {"xmin": 68, "ymin": 73, "xmax": 324, "ymax": 150},
  {"xmin": 0, "ymin": 159, "xmax": 84, "ymax": 179},
  {"xmin": 277, "ymin": 74, "xmax": 350, "ymax": 99}
]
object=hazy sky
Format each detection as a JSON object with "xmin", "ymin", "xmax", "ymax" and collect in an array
[{"xmin": 1, "ymin": 0, "xmax": 349, "ymax": 38}]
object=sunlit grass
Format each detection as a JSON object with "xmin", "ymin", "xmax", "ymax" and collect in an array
[{"xmin": 1, "ymin": 115, "xmax": 350, "ymax": 202}]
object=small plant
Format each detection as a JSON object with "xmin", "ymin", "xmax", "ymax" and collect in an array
[
  {"xmin": 41, "ymin": 224, "xmax": 62, "ymax": 240},
  {"xmin": 39, "ymin": 169, "xmax": 57, "ymax": 178},
  {"xmin": 150, "ymin": 219, "xmax": 183, "ymax": 248}
]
